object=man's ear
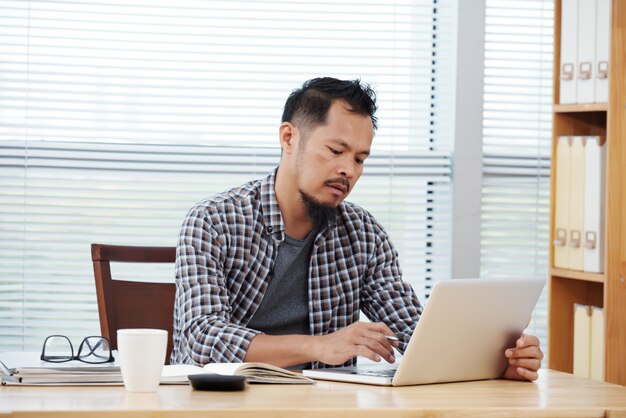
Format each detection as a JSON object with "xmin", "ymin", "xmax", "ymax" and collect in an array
[{"xmin": 279, "ymin": 122, "xmax": 298, "ymax": 154}]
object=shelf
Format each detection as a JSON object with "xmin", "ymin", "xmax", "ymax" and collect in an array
[
  {"xmin": 549, "ymin": 0, "xmax": 625, "ymax": 386},
  {"xmin": 550, "ymin": 268, "xmax": 605, "ymax": 283},
  {"xmin": 553, "ymin": 103, "xmax": 608, "ymax": 113}
]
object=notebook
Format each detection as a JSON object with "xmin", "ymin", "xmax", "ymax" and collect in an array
[{"xmin": 303, "ymin": 277, "xmax": 545, "ymax": 386}]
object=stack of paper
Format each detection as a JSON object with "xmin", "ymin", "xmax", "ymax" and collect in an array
[{"xmin": 0, "ymin": 351, "xmax": 123, "ymax": 386}]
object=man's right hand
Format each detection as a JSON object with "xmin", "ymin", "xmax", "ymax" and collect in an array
[{"xmin": 313, "ymin": 321, "xmax": 398, "ymax": 365}]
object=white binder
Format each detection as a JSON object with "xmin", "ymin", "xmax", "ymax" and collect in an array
[
  {"xmin": 576, "ymin": 0, "xmax": 596, "ymax": 103},
  {"xmin": 569, "ymin": 138, "xmax": 585, "ymax": 271},
  {"xmin": 554, "ymin": 137, "xmax": 571, "ymax": 268},
  {"xmin": 573, "ymin": 304, "xmax": 591, "ymax": 378},
  {"xmin": 576, "ymin": 0, "xmax": 597, "ymax": 103},
  {"xmin": 595, "ymin": 0, "xmax": 610, "ymax": 103},
  {"xmin": 560, "ymin": 0, "xmax": 578, "ymax": 104},
  {"xmin": 583, "ymin": 137, "xmax": 606, "ymax": 273},
  {"xmin": 590, "ymin": 306, "xmax": 605, "ymax": 381}
]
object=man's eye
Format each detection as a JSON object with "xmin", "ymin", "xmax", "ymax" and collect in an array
[
  {"xmin": 355, "ymin": 158, "xmax": 363, "ymax": 165},
  {"xmin": 328, "ymin": 147, "xmax": 341, "ymax": 155}
]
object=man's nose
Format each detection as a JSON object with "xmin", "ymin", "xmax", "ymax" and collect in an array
[{"xmin": 337, "ymin": 158, "xmax": 355, "ymax": 179}]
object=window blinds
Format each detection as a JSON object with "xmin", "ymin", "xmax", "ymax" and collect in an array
[
  {"xmin": 481, "ymin": 0, "xmax": 553, "ymax": 353},
  {"xmin": 0, "ymin": 0, "xmax": 455, "ymax": 351}
]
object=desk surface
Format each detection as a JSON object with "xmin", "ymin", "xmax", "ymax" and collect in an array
[{"xmin": 2, "ymin": 370, "xmax": 626, "ymax": 418}]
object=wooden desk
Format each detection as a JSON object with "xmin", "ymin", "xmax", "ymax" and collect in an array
[{"xmin": 2, "ymin": 370, "xmax": 626, "ymax": 418}]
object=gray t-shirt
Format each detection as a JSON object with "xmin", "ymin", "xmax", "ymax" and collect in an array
[{"xmin": 246, "ymin": 230, "xmax": 316, "ymax": 337}]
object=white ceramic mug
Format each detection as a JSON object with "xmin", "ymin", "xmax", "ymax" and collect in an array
[{"xmin": 117, "ymin": 328, "xmax": 168, "ymax": 392}]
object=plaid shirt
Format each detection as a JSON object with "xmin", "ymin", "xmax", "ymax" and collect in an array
[{"xmin": 171, "ymin": 169, "xmax": 423, "ymax": 368}]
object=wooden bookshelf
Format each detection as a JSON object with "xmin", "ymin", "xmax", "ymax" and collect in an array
[
  {"xmin": 550, "ymin": 268, "xmax": 605, "ymax": 283},
  {"xmin": 548, "ymin": 0, "xmax": 626, "ymax": 385},
  {"xmin": 604, "ymin": 0, "xmax": 626, "ymax": 386},
  {"xmin": 553, "ymin": 103, "xmax": 609, "ymax": 113}
]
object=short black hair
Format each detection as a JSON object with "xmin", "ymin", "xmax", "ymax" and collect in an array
[{"xmin": 281, "ymin": 77, "xmax": 378, "ymax": 134}]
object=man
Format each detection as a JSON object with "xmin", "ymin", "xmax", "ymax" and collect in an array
[{"xmin": 171, "ymin": 77, "xmax": 543, "ymax": 380}]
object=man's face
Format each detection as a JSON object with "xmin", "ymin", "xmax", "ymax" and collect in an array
[{"xmin": 294, "ymin": 100, "xmax": 373, "ymax": 209}]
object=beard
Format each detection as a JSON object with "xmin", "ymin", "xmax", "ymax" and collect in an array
[
  {"xmin": 299, "ymin": 189, "xmax": 338, "ymax": 228},
  {"xmin": 294, "ymin": 143, "xmax": 347, "ymax": 227}
]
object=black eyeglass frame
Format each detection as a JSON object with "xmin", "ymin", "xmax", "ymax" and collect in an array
[{"xmin": 40, "ymin": 335, "xmax": 115, "ymax": 364}]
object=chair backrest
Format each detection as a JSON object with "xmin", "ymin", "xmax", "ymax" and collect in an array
[{"xmin": 91, "ymin": 243, "xmax": 176, "ymax": 364}]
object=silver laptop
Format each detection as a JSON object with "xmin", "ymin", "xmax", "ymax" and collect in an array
[{"xmin": 303, "ymin": 277, "xmax": 545, "ymax": 386}]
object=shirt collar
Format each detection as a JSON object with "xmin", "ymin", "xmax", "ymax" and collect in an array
[
  {"xmin": 260, "ymin": 168, "xmax": 338, "ymax": 239},
  {"xmin": 260, "ymin": 168, "xmax": 285, "ymax": 238}
]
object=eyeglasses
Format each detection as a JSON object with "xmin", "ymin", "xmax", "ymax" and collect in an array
[{"xmin": 40, "ymin": 335, "xmax": 115, "ymax": 364}]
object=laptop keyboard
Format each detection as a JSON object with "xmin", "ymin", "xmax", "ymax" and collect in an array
[{"xmin": 349, "ymin": 367, "xmax": 398, "ymax": 378}]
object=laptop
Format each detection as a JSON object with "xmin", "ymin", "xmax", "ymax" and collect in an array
[{"xmin": 303, "ymin": 277, "xmax": 545, "ymax": 386}]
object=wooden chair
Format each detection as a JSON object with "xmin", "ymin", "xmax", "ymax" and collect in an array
[{"xmin": 91, "ymin": 243, "xmax": 177, "ymax": 364}]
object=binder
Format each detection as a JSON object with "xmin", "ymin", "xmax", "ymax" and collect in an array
[
  {"xmin": 559, "ymin": 0, "xmax": 578, "ymax": 104},
  {"xmin": 569, "ymin": 138, "xmax": 585, "ymax": 270},
  {"xmin": 594, "ymin": 0, "xmax": 610, "ymax": 103},
  {"xmin": 583, "ymin": 137, "xmax": 606, "ymax": 273},
  {"xmin": 590, "ymin": 307, "xmax": 605, "ymax": 381},
  {"xmin": 576, "ymin": 0, "xmax": 597, "ymax": 103},
  {"xmin": 554, "ymin": 136, "xmax": 571, "ymax": 268},
  {"xmin": 573, "ymin": 304, "xmax": 591, "ymax": 378}
]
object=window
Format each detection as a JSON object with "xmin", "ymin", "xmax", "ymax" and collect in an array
[
  {"xmin": 481, "ymin": 0, "xmax": 553, "ymax": 352},
  {"xmin": 0, "ymin": 0, "xmax": 456, "ymax": 351}
]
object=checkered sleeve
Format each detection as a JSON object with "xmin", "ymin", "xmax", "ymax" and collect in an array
[
  {"xmin": 173, "ymin": 207, "xmax": 261, "ymax": 365},
  {"xmin": 360, "ymin": 220, "xmax": 423, "ymax": 354}
]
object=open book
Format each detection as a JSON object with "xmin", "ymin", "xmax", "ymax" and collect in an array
[{"xmin": 162, "ymin": 362, "xmax": 314, "ymax": 385}]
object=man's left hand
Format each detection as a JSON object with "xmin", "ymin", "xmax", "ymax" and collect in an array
[{"xmin": 501, "ymin": 333, "xmax": 543, "ymax": 381}]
